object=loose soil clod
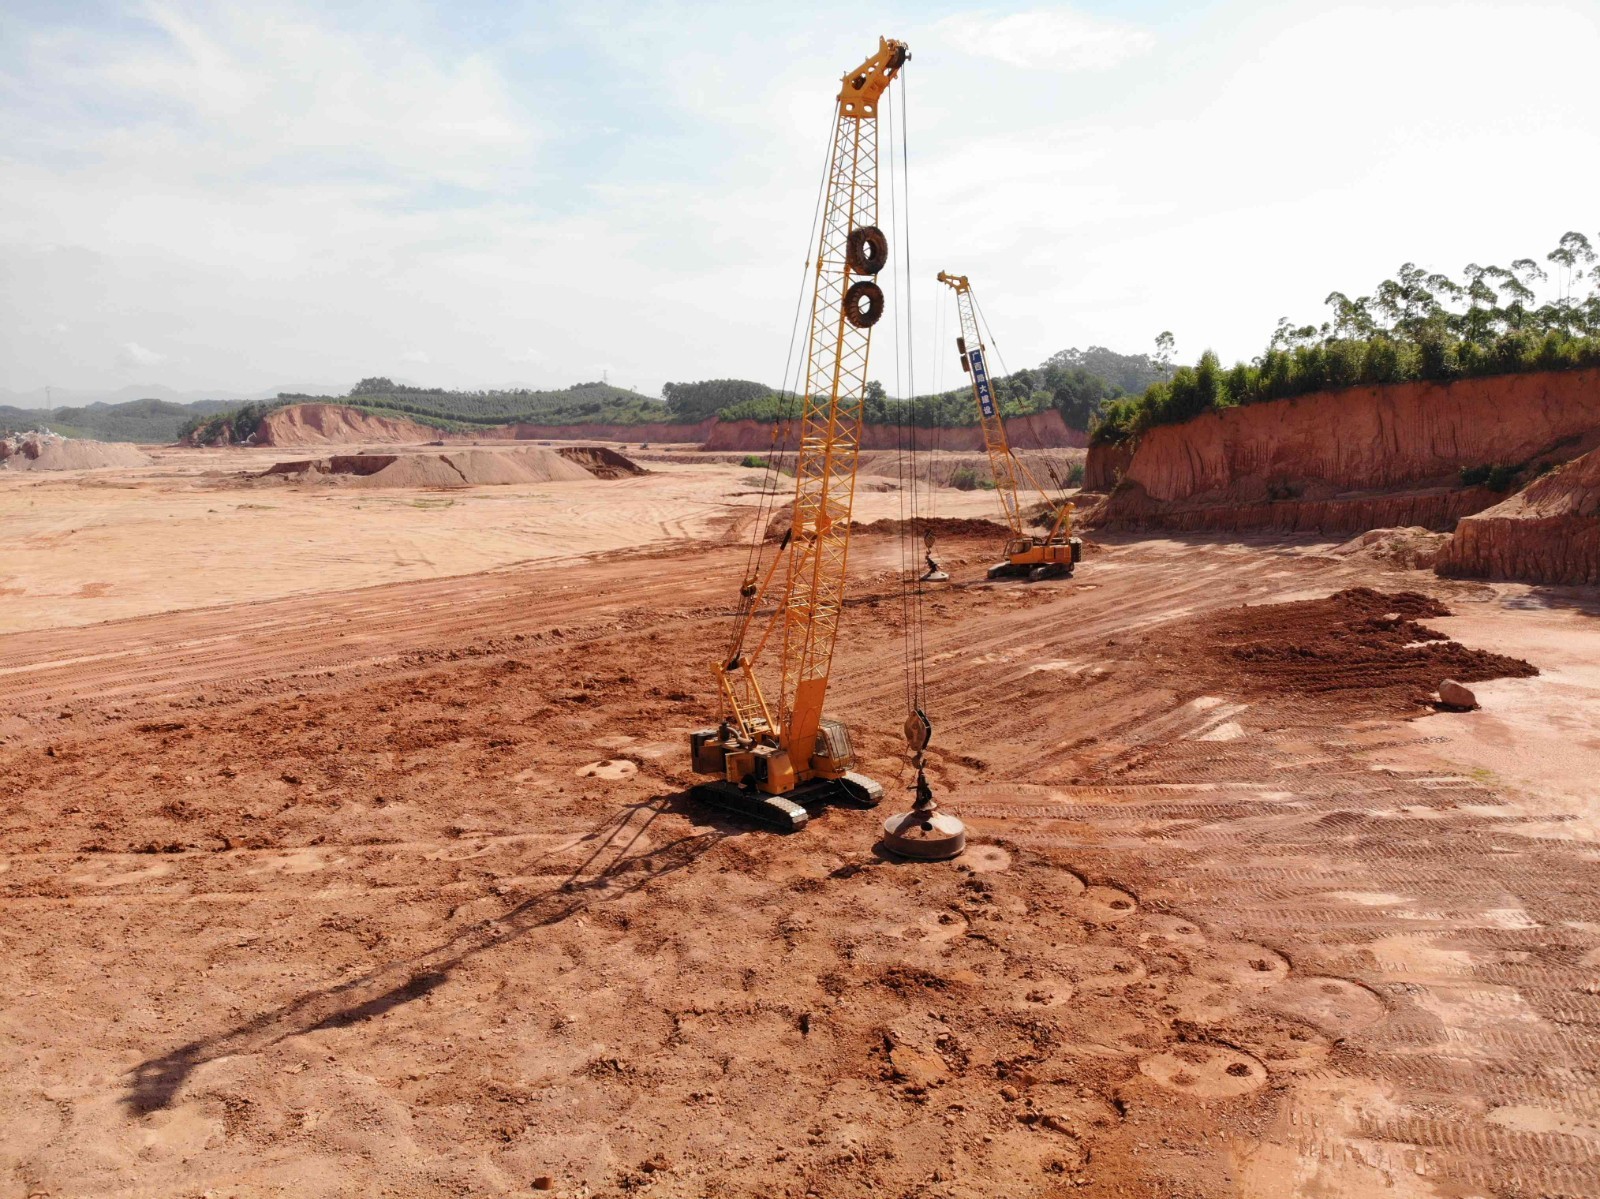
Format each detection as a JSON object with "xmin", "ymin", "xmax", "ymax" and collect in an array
[{"xmin": 1145, "ymin": 586, "xmax": 1537, "ymax": 714}]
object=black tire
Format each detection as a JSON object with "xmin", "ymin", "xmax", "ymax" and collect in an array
[
  {"xmin": 846, "ymin": 225, "xmax": 888, "ymax": 275},
  {"xmin": 843, "ymin": 281, "xmax": 884, "ymax": 328}
]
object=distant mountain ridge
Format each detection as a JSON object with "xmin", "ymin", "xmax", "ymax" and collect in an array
[
  {"xmin": 0, "ymin": 397, "xmax": 240, "ymax": 443},
  {"xmin": 0, "ymin": 383, "xmax": 339, "ymax": 410}
]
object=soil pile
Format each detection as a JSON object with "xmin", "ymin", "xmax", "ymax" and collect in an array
[
  {"xmin": 259, "ymin": 448, "xmax": 603, "ymax": 488},
  {"xmin": 851, "ymin": 515, "xmax": 1013, "ymax": 538},
  {"xmin": 1092, "ymin": 367, "xmax": 1600, "ymax": 534},
  {"xmin": 760, "ymin": 506, "xmax": 1010, "ymax": 542},
  {"xmin": 554, "ymin": 446, "xmax": 647, "ymax": 478},
  {"xmin": 1332, "ymin": 526, "xmax": 1451, "ymax": 570},
  {"xmin": 1437, "ymin": 446, "xmax": 1600, "ymax": 585},
  {"xmin": 0, "ymin": 431, "xmax": 150, "ymax": 471},
  {"xmin": 1145, "ymin": 587, "xmax": 1537, "ymax": 713}
]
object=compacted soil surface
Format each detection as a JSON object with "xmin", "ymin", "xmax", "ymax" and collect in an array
[{"xmin": 2, "ymin": 520, "xmax": 1599, "ymax": 1198}]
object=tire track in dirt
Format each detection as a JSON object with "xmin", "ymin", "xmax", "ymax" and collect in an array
[{"xmin": 3, "ymin": 534, "xmax": 1598, "ymax": 1196}]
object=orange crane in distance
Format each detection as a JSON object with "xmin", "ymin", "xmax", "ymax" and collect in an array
[
  {"xmin": 688, "ymin": 37, "xmax": 910, "ymax": 832},
  {"xmin": 936, "ymin": 271, "xmax": 1081, "ymax": 581}
]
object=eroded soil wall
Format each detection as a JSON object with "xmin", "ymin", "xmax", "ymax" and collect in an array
[
  {"xmin": 1438, "ymin": 445, "xmax": 1600, "ymax": 585},
  {"xmin": 1094, "ymin": 368, "xmax": 1600, "ymax": 532},
  {"xmin": 701, "ymin": 409, "xmax": 1087, "ymax": 453}
]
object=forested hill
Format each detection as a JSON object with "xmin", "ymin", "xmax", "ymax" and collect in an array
[
  {"xmin": 5, "ymin": 343, "xmax": 1167, "ymax": 445},
  {"xmin": 0, "ymin": 397, "xmax": 237, "ymax": 443},
  {"xmin": 1093, "ymin": 229, "xmax": 1600, "ymax": 445}
]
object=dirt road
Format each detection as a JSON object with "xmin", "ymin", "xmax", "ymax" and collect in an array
[{"xmin": 3, "ymin": 528, "xmax": 1599, "ymax": 1197}]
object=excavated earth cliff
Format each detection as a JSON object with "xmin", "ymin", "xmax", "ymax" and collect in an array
[
  {"xmin": 1436, "ymin": 445, "xmax": 1600, "ymax": 585},
  {"xmin": 255, "ymin": 404, "xmax": 467, "ymax": 447},
  {"xmin": 1086, "ymin": 368, "xmax": 1600, "ymax": 535},
  {"xmin": 702, "ymin": 410, "xmax": 1086, "ymax": 452},
  {"xmin": 251, "ymin": 404, "xmax": 1089, "ymax": 452}
]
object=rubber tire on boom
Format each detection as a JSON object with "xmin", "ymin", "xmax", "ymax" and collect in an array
[
  {"xmin": 846, "ymin": 225, "xmax": 888, "ymax": 275},
  {"xmin": 843, "ymin": 281, "xmax": 885, "ymax": 329}
]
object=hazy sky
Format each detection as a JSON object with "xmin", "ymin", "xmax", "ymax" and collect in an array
[{"xmin": 3, "ymin": 1, "xmax": 1597, "ymax": 399}]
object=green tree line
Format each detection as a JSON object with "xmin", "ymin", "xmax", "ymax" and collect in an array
[
  {"xmin": 181, "ymin": 345, "xmax": 1166, "ymax": 445},
  {"xmin": 1093, "ymin": 230, "xmax": 1600, "ymax": 446}
]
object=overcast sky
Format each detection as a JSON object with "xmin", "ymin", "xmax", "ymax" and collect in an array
[{"xmin": 3, "ymin": 1, "xmax": 1597, "ymax": 400}]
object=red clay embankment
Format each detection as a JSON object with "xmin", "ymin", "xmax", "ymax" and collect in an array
[
  {"xmin": 702, "ymin": 409, "xmax": 1086, "ymax": 453},
  {"xmin": 502, "ymin": 419, "xmax": 715, "ymax": 444},
  {"xmin": 1437, "ymin": 446, "xmax": 1600, "ymax": 585},
  {"xmin": 256, "ymin": 405, "xmax": 713, "ymax": 448},
  {"xmin": 256, "ymin": 404, "xmax": 467, "ymax": 447},
  {"xmin": 252, "ymin": 403, "xmax": 1089, "ymax": 452},
  {"xmin": 1088, "ymin": 368, "xmax": 1600, "ymax": 534}
]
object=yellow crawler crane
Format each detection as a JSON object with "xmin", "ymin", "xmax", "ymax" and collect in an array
[
  {"xmin": 688, "ymin": 37, "xmax": 909, "ymax": 832},
  {"xmin": 936, "ymin": 271, "xmax": 1081, "ymax": 581}
]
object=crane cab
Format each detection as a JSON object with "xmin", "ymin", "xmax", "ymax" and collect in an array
[
  {"xmin": 987, "ymin": 504, "xmax": 1082, "ymax": 581},
  {"xmin": 688, "ymin": 717, "xmax": 882, "ymax": 831}
]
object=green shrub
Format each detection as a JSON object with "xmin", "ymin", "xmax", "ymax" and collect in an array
[
  {"xmin": 740, "ymin": 454, "xmax": 769, "ymax": 469},
  {"xmin": 1485, "ymin": 464, "xmax": 1519, "ymax": 492},
  {"xmin": 949, "ymin": 466, "xmax": 982, "ymax": 490}
]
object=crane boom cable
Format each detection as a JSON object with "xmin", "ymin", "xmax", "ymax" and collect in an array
[
  {"xmin": 969, "ymin": 288, "xmax": 1069, "ymax": 513},
  {"xmin": 725, "ymin": 108, "xmax": 844, "ymax": 667},
  {"xmin": 897, "ymin": 68, "xmax": 929, "ymax": 712},
  {"xmin": 884, "ymin": 83, "xmax": 916, "ymax": 715},
  {"xmin": 732, "ymin": 108, "xmax": 844, "ymax": 649}
]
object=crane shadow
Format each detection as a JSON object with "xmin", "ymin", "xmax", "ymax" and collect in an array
[{"xmin": 123, "ymin": 790, "xmax": 736, "ymax": 1114}]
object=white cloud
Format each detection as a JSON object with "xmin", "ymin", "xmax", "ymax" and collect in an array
[
  {"xmin": 3, "ymin": 3, "xmax": 1598, "ymax": 398},
  {"xmin": 43, "ymin": 4, "xmax": 535, "ymax": 193},
  {"xmin": 936, "ymin": 8, "xmax": 1155, "ymax": 72},
  {"xmin": 401, "ymin": 350, "xmax": 431, "ymax": 365},
  {"xmin": 117, "ymin": 341, "xmax": 167, "ymax": 367}
]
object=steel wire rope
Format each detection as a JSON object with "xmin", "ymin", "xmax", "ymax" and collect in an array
[
  {"xmin": 894, "ymin": 69, "xmax": 929, "ymax": 715},
  {"xmin": 723, "ymin": 108, "xmax": 837, "ymax": 665},
  {"xmin": 876, "ymin": 88, "xmax": 915, "ymax": 717},
  {"xmin": 883, "ymin": 82, "xmax": 917, "ymax": 717}
]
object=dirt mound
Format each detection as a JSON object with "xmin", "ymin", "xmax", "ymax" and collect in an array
[
  {"xmin": 0, "ymin": 432, "xmax": 150, "ymax": 471},
  {"xmin": 850, "ymin": 516, "xmax": 1013, "ymax": 539},
  {"xmin": 555, "ymin": 446, "xmax": 646, "ymax": 478},
  {"xmin": 759, "ymin": 505, "xmax": 1010, "ymax": 542},
  {"xmin": 1093, "ymin": 367, "xmax": 1600, "ymax": 534},
  {"xmin": 260, "ymin": 448, "xmax": 599, "ymax": 488},
  {"xmin": 1332, "ymin": 526, "xmax": 1451, "ymax": 570},
  {"xmin": 1146, "ymin": 587, "xmax": 1537, "ymax": 713},
  {"xmin": 1437, "ymin": 446, "xmax": 1600, "ymax": 585},
  {"xmin": 256, "ymin": 403, "xmax": 465, "ymax": 447}
]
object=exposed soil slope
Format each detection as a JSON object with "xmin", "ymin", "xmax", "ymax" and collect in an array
[
  {"xmin": 504, "ymin": 418, "xmax": 714, "ymax": 445},
  {"xmin": 252, "ymin": 403, "xmax": 1090, "ymax": 453},
  {"xmin": 1089, "ymin": 368, "xmax": 1600, "ymax": 532},
  {"xmin": 1438, "ymin": 445, "xmax": 1600, "ymax": 585},
  {"xmin": 0, "ymin": 432, "xmax": 151, "ymax": 471},
  {"xmin": 554, "ymin": 446, "xmax": 648, "ymax": 478},
  {"xmin": 705, "ymin": 410, "xmax": 1088, "ymax": 453},
  {"xmin": 255, "ymin": 403, "xmax": 465, "ymax": 446}
]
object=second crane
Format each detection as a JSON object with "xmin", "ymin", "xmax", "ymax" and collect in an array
[{"xmin": 937, "ymin": 271, "xmax": 1081, "ymax": 582}]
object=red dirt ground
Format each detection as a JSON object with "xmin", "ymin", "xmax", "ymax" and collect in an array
[{"xmin": 2, "ymin": 530, "xmax": 1599, "ymax": 1197}]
